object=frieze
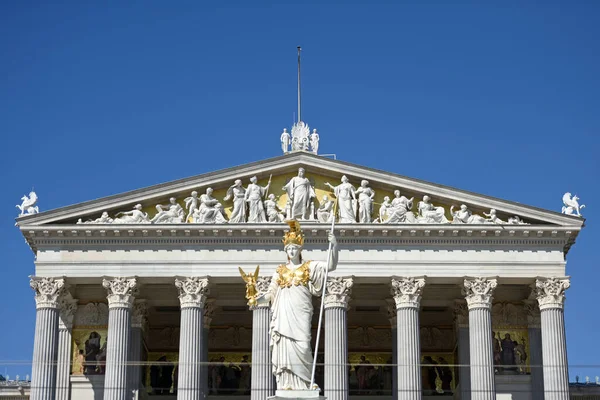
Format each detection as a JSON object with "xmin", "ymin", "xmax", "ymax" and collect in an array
[
  {"xmin": 58, "ymin": 291, "xmax": 78, "ymax": 328},
  {"xmin": 420, "ymin": 327, "xmax": 455, "ymax": 351},
  {"xmin": 491, "ymin": 302, "xmax": 528, "ymax": 327},
  {"xmin": 73, "ymin": 302, "xmax": 109, "ymax": 326}
]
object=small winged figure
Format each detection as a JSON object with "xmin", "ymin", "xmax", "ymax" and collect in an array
[
  {"xmin": 562, "ymin": 192, "xmax": 585, "ymax": 217},
  {"xmin": 238, "ymin": 265, "xmax": 260, "ymax": 307}
]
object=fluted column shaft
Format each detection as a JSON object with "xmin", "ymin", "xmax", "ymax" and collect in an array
[
  {"xmin": 387, "ymin": 302, "xmax": 398, "ymax": 400},
  {"xmin": 463, "ymin": 277, "xmax": 497, "ymax": 400},
  {"xmin": 524, "ymin": 300, "xmax": 543, "ymax": 400},
  {"xmin": 30, "ymin": 277, "xmax": 66, "ymax": 400},
  {"xmin": 391, "ymin": 276, "xmax": 425, "ymax": 400},
  {"xmin": 250, "ymin": 276, "xmax": 274, "ymax": 400},
  {"xmin": 324, "ymin": 277, "xmax": 352, "ymax": 400},
  {"xmin": 534, "ymin": 278, "xmax": 570, "ymax": 400},
  {"xmin": 175, "ymin": 277, "xmax": 209, "ymax": 400},
  {"xmin": 454, "ymin": 301, "xmax": 471, "ymax": 400},
  {"xmin": 201, "ymin": 301, "xmax": 214, "ymax": 399},
  {"xmin": 103, "ymin": 277, "xmax": 137, "ymax": 400},
  {"xmin": 128, "ymin": 300, "xmax": 147, "ymax": 400},
  {"xmin": 56, "ymin": 293, "xmax": 78, "ymax": 400}
]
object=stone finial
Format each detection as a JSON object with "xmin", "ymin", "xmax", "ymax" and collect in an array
[
  {"xmin": 131, "ymin": 300, "xmax": 148, "ymax": 329},
  {"xmin": 102, "ymin": 277, "xmax": 137, "ymax": 308},
  {"xmin": 30, "ymin": 277, "xmax": 65, "ymax": 309},
  {"xmin": 250, "ymin": 276, "xmax": 272, "ymax": 310},
  {"xmin": 58, "ymin": 291, "xmax": 78, "ymax": 328},
  {"xmin": 390, "ymin": 276, "xmax": 426, "ymax": 309},
  {"xmin": 324, "ymin": 277, "xmax": 353, "ymax": 309},
  {"xmin": 454, "ymin": 300, "xmax": 469, "ymax": 326},
  {"xmin": 533, "ymin": 277, "xmax": 570, "ymax": 310},
  {"xmin": 175, "ymin": 277, "xmax": 209, "ymax": 308},
  {"xmin": 463, "ymin": 277, "xmax": 497, "ymax": 309},
  {"xmin": 204, "ymin": 299, "xmax": 216, "ymax": 326}
]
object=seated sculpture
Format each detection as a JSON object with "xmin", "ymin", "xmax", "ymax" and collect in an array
[
  {"xmin": 264, "ymin": 194, "xmax": 285, "ymax": 222},
  {"xmin": 377, "ymin": 196, "xmax": 392, "ymax": 223},
  {"xmin": 385, "ymin": 190, "xmax": 417, "ymax": 223},
  {"xmin": 193, "ymin": 188, "xmax": 227, "ymax": 224},
  {"xmin": 151, "ymin": 197, "xmax": 185, "ymax": 224},
  {"xmin": 417, "ymin": 195, "xmax": 448, "ymax": 224},
  {"xmin": 113, "ymin": 204, "xmax": 150, "ymax": 224},
  {"xmin": 316, "ymin": 195, "xmax": 334, "ymax": 223},
  {"xmin": 450, "ymin": 204, "xmax": 486, "ymax": 224}
]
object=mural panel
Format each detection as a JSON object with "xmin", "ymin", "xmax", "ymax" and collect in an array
[
  {"xmin": 421, "ymin": 353, "xmax": 455, "ymax": 396},
  {"xmin": 71, "ymin": 328, "xmax": 108, "ymax": 375},
  {"xmin": 145, "ymin": 352, "xmax": 179, "ymax": 395},
  {"xmin": 492, "ymin": 328, "xmax": 530, "ymax": 375}
]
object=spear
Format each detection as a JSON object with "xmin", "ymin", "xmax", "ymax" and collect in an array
[{"xmin": 310, "ymin": 198, "xmax": 338, "ymax": 389}]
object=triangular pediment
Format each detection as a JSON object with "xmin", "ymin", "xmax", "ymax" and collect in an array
[{"xmin": 15, "ymin": 152, "xmax": 584, "ymax": 228}]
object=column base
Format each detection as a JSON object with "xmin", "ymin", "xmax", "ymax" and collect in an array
[{"xmin": 269, "ymin": 389, "xmax": 325, "ymax": 400}]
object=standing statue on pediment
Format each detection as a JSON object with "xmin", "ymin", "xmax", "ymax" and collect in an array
[
  {"xmin": 184, "ymin": 191, "xmax": 200, "ymax": 223},
  {"xmin": 450, "ymin": 204, "xmax": 486, "ymax": 224},
  {"xmin": 325, "ymin": 176, "xmax": 357, "ymax": 223},
  {"xmin": 378, "ymin": 196, "xmax": 392, "ymax": 223},
  {"xmin": 113, "ymin": 204, "xmax": 151, "ymax": 224},
  {"xmin": 317, "ymin": 195, "xmax": 334, "ymax": 223},
  {"xmin": 385, "ymin": 190, "xmax": 417, "ymax": 223},
  {"xmin": 417, "ymin": 195, "xmax": 449, "ymax": 224},
  {"xmin": 264, "ymin": 194, "xmax": 285, "ymax": 222},
  {"xmin": 309, "ymin": 129, "xmax": 319, "ymax": 154},
  {"xmin": 282, "ymin": 168, "xmax": 316, "ymax": 220},
  {"xmin": 356, "ymin": 180, "xmax": 375, "ymax": 223},
  {"xmin": 224, "ymin": 180, "xmax": 247, "ymax": 223},
  {"xmin": 280, "ymin": 129, "xmax": 291, "ymax": 154},
  {"xmin": 151, "ymin": 197, "xmax": 185, "ymax": 224},
  {"xmin": 195, "ymin": 188, "xmax": 227, "ymax": 224},
  {"xmin": 245, "ymin": 176, "xmax": 272, "ymax": 223}
]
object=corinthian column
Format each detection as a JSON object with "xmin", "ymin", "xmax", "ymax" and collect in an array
[
  {"xmin": 175, "ymin": 277, "xmax": 209, "ymax": 400},
  {"xmin": 324, "ymin": 277, "xmax": 353, "ymax": 400},
  {"xmin": 56, "ymin": 291, "xmax": 78, "ymax": 400},
  {"xmin": 129, "ymin": 300, "xmax": 147, "ymax": 400},
  {"xmin": 102, "ymin": 277, "xmax": 138, "ymax": 400},
  {"xmin": 533, "ymin": 277, "xmax": 570, "ymax": 400},
  {"xmin": 463, "ymin": 277, "xmax": 497, "ymax": 400},
  {"xmin": 30, "ymin": 277, "xmax": 65, "ymax": 400},
  {"xmin": 250, "ymin": 276, "xmax": 274, "ymax": 400},
  {"xmin": 391, "ymin": 276, "xmax": 425, "ymax": 400}
]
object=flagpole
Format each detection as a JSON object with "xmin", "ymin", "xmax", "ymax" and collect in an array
[
  {"xmin": 310, "ymin": 199, "xmax": 337, "ymax": 389},
  {"xmin": 297, "ymin": 46, "xmax": 302, "ymax": 123}
]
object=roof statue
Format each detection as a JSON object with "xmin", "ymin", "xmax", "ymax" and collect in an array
[
  {"xmin": 16, "ymin": 191, "xmax": 39, "ymax": 217},
  {"xmin": 562, "ymin": 192, "xmax": 585, "ymax": 217}
]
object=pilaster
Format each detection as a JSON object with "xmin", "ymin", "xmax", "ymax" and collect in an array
[
  {"xmin": 524, "ymin": 300, "xmax": 543, "ymax": 400},
  {"xmin": 324, "ymin": 277, "xmax": 353, "ymax": 400},
  {"xmin": 533, "ymin": 277, "xmax": 570, "ymax": 400},
  {"xmin": 250, "ymin": 276, "xmax": 274, "ymax": 400},
  {"xmin": 202, "ymin": 299, "xmax": 216, "ymax": 398},
  {"xmin": 386, "ymin": 300, "xmax": 398, "ymax": 400},
  {"xmin": 391, "ymin": 276, "xmax": 425, "ymax": 400},
  {"xmin": 454, "ymin": 300, "xmax": 470, "ymax": 400},
  {"xmin": 30, "ymin": 277, "xmax": 65, "ymax": 400},
  {"xmin": 103, "ymin": 277, "xmax": 138, "ymax": 400},
  {"xmin": 129, "ymin": 300, "xmax": 148, "ymax": 400},
  {"xmin": 175, "ymin": 276, "xmax": 209, "ymax": 400},
  {"xmin": 463, "ymin": 277, "xmax": 497, "ymax": 400}
]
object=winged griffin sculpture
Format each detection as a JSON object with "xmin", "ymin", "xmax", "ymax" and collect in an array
[
  {"xmin": 562, "ymin": 192, "xmax": 585, "ymax": 217},
  {"xmin": 16, "ymin": 191, "xmax": 39, "ymax": 216}
]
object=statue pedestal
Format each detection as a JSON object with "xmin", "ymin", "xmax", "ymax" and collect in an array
[{"xmin": 269, "ymin": 389, "xmax": 325, "ymax": 400}]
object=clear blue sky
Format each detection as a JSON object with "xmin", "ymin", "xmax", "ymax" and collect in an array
[{"xmin": 1, "ymin": 1, "xmax": 598, "ymax": 381}]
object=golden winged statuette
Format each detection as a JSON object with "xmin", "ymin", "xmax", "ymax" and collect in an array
[{"xmin": 238, "ymin": 265, "xmax": 260, "ymax": 307}]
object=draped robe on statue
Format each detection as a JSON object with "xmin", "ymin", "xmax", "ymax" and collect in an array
[
  {"xmin": 283, "ymin": 177, "xmax": 315, "ymax": 220},
  {"xmin": 267, "ymin": 260, "xmax": 328, "ymax": 390}
]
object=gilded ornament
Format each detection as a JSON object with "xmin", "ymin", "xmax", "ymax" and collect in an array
[{"xmin": 238, "ymin": 265, "xmax": 260, "ymax": 307}]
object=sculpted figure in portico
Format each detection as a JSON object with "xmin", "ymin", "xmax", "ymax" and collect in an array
[
  {"xmin": 253, "ymin": 220, "xmax": 338, "ymax": 390},
  {"xmin": 356, "ymin": 180, "xmax": 375, "ymax": 223},
  {"xmin": 195, "ymin": 188, "xmax": 227, "ymax": 224},
  {"xmin": 280, "ymin": 128, "xmax": 291, "ymax": 153},
  {"xmin": 224, "ymin": 180, "xmax": 247, "ymax": 223},
  {"xmin": 450, "ymin": 204, "xmax": 486, "ymax": 224},
  {"xmin": 417, "ymin": 195, "xmax": 449, "ymax": 224},
  {"xmin": 245, "ymin": 176, "xmax": 271, "ymax": 223},
  {"xmin": 113, "ymin": 204, "xmax": 150, "ymax": 224},
  {"xmin": 385, "ymin": 190, "xmax": 417, "ymax": 223},
  {"xmin": 325, "ymin": 176, "xmax": 357, "ymax": 223},
  {"xmin": 282, "ymin": 168, "xmax": 316, "ymax": 220},
  {"xmin": 316, "ymin": 195, "xmax": 334, "ymax": 223},
  {"xmin": 264, "ymin": 194, "xmax": 285, "ymax": 222},
  {"xmin": 184, "ymin": 191, "xmax": 200, "ymax": 223},
  {"xmin": 378, "ymin": 196, "xmax": 392, "ymax": 223},
  {"xmin": 151, "ymin": 197, "xmax": 185, "ymax": 224},
  {"xmin": 16, "ymin": 191, "xmax": 39, "ymax": 216},
  {"xmin": 562, "ymin": 192, "xmax": 585, "ymax": 217}
]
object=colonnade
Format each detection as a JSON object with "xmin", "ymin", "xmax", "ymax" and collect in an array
[{"xmin": 29, "ymin": 275, "xmax": 571, "ymax": 400}]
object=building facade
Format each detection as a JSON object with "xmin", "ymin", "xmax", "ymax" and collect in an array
[{"xmin": 16, "ymin": 149, "xmax": 585, "ymax": 400}]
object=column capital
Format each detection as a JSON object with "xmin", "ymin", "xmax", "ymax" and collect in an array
[
  {"xmin": 533, "ymin": 277, "xmax": 570, "ymax": 310},
  {"xmin": 386, "ymin": 299, "xmax": 397, "ymax": 326},
  {"xmin": 390, "ymin": 276, "xmax": 425, "ymax": 309},
  {"xmin": 523, "ymin": 300, "xmax": 541, "ymax": 327},
  {"xmin": 324, "ymin": 276, "xmax": 353, "ymax": 309},
  {"xmin": 102, "ymin": 277, "xmax": 137, "ymax": 308},
  {"xmin": 132, "ymin": 299, "xmax": 148, "ymax": 329},
  {"xmin": 175, "ymin": 276, "xmax": 210, "ymax": 308},
  {"xmin": 204, "ymin": 299, "xmax": 216, "ymax": 326},
  {"xmin": 30, "ymin": 276, "xmax": 65, "ymax": 309},
  {"xmin": 250, "ymin": 276, "xmax": 272, "ymax": 310},
  {"xmin": 463, "ymin": 277, "xmax": 497, "ymax": 309},
  {"xmin": 58, "ymin": 291, "xmax": 78, "ymax": 329},
  {"xmin": 454, "ymin": 300, "xmax": 469, "ymax": 327}
]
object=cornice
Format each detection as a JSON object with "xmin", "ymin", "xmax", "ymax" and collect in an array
[{"xmin": 21, "ymin": 223, "xmax": 578, "ymax": 253}]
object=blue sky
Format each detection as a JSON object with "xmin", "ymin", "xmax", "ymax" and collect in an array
[{"xmin": 1, "ymin": 1, "xmax": 598, "ymax": 380}]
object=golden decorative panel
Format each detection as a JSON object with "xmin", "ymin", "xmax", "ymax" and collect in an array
[{"xmin": 71, "ymin": 328, "xmax": 108, "ymax": 375}]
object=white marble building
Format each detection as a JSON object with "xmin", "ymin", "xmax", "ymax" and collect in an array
[{"xmin": 16, "ymin": 147, "xmax": 585, "ymax": 400}]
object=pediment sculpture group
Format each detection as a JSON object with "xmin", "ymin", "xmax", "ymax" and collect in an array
[{"xmin": 75, "ymin": 168, "xmax": 530, "ymax": 225}]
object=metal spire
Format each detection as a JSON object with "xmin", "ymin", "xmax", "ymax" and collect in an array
[{"xmin": 297, "ymin": 46, "xmax": 302, "ymax": 123}]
